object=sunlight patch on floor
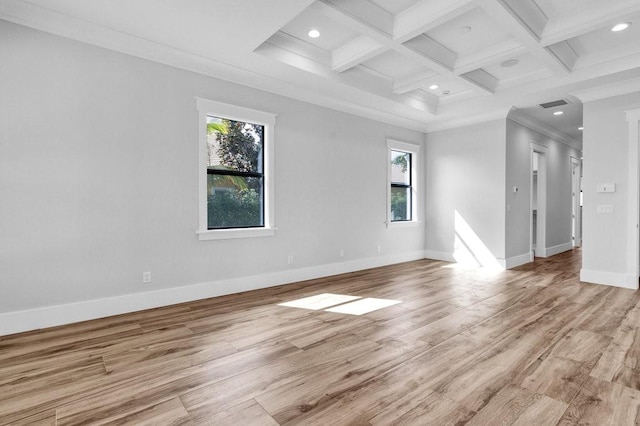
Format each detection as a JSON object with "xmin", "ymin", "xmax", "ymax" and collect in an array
[
  {"xmin": 278, "ymin": 293, "xmax": 401, "ymax": 315},
  {"xmin": 324, "ymin": 298, "xmax": 401, "ymax": 315},
  {"xmin": 277, "ymin": 293, "xmax": 361, "ymax": 310}
]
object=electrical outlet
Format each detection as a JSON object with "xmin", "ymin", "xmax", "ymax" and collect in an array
[
  {"xmin": 377, "ymin": 245, "xmax": 381, "ymax": 253},
  {"xmin": 287, "ymin": 255, "xmax": 294, "ymax": 265},
  {"xmin": 142, "ymin": 271, "xmax": 152, "ymax": 284},
  {"xmin": 339, "ymin": 249, "xmax": 345, "ymax": 258}
]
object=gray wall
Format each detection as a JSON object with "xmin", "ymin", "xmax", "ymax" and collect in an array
[
  {"xmin": 425, "ymin": 120, "xmax": 507, "ymax": 263},
  {"xmin": 0, "ymin": 21, "xmax": 425, "ymax": 314},
  {"xmin": 505, "ymin": 119, "xmax": 581, "ymax": 258},
  {"xmin": 582, "ymin": 92, "xmax": 640, "ymax": 276}
]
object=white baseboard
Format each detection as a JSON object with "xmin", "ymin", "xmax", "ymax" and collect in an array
[
  {"xmin": 424, "ymin": 250, "xmax": 529, "ymax": 271},
  {"xmin": 545, "ymin": 242, "xmax": 574, "ymax": 257},
  {"xmin": 580, "ymin": 269, "xmax": 639, "ymax": 290},
  {"xmin": 424, "ymin": 250, "xmax": 455, "ymax": 263},
  {"xmin": 0, "ymin": 250, "xmax": 426, "ymax": 336},
  {"xmin": 505, "ymin": 252, "xmax": 534, "ymax": 269}
]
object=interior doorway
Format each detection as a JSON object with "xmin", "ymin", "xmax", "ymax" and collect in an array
[
  {"xmin": 571, "ymin": 157, "xmax": 582, "ymax": 247},
  {"xmin": 531, "ymin": 143, "xmax": 548, "ymax": 257}
]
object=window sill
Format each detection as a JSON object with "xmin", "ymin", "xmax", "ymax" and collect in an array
[
  {"xmin": 197, "ymin": 227, "xmax": 276, "ymax": 241},
  {"xmin": 387, "ymin": 221, "xmax": 421, "ymax": 229}
]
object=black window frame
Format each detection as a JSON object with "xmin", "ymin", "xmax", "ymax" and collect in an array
[
  {"xmin": 206, "ymin": 117, "xmax": 265, "ymax": 230},
  {"xmin": 390, "ymin": 150, "xmax": 413, "ymax": 222}
]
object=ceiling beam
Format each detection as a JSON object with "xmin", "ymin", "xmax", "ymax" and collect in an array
[
  {"xmin": 315, "ymin": 0, "xmax": 496, "ymax": 94},
  {"xmin": 393, "ymin": 0, "xmax": 477, "ymax": 43},
  {"xmin": 475, "ymin": 0, "xmax": 571, "ymax": 75},
  {"xmin": 454, "ymin": 38, "xmax": 526, "ymax": 75},
  {"xmin": 460, "ymin": 68, "xmax": 498, "ymax": 93},
  {"xmin": 396, "ymin": 44, "xmax": 493, "ymax": 94},
  {"xmin": 332, "ymin": 36, "xmax": 387, "ymax": 72}
]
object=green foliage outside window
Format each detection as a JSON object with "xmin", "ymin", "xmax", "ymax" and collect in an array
[
  {"xmin": 207, "ymin": 118, "xmax": 264, "ymax": 229},
  {"xmin": 391, "ymin": 189, "xmax": 408, "ymax": 221},
  {"xmin": 207, "ymin": 188, "xmax": 261, "ymax": 228},
  {"xmin": 390, "ymin": 150, "xmax": 411, "ymax": 221}
]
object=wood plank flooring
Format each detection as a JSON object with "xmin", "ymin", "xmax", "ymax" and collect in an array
[{"xmin": 2, "ymin": 249, "xmax": 640, "ymax": 425}]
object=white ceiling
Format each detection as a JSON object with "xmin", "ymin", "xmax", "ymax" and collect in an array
[{"xmin": 2, "ymin": 0, "xmax": 640, "ymax": 147}]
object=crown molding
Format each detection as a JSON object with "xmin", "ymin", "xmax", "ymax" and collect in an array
[
  {"xmin": 571, "ymin": 76, "xmax": 640, "ymax": 103},
  {"xmin": 0, "ymin": 1, "xmax": 431, "ymax": 133},
  {"xmin": 426, "ymin": 108, "xmax": 512, "ymax": 133},
  {"xmin": 507, "ymin": 110, "xmax": 582, "ymax": 151}
]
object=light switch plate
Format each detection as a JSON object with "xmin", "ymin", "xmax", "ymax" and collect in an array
[
  {"xmin": 597, "ymin": 183, "xmax": 616, "ymax": 193},
  {"xmin": 597, "ymin": 205, "xmax": 614, "ymax": 214}
]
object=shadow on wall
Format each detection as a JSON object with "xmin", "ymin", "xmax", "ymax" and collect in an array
[{"xmin": 453, "ymin": 210, "xmax": 502, "ymax": 271}]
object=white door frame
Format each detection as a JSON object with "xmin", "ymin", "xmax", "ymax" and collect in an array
[
  {"xmin": 571, "ymin": 157, "xmax": 582, "ymax": 247},
  {"xmin": 531, "ymin": 142, "xmax": 548, "ymax": 257},
  {"xmin": 626, "ymin": 109, "xmax": 640, "ymax": 288}
]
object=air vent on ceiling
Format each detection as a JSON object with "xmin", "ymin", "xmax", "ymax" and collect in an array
[{"xmin": 539, "ymin": 99, "xmax": 568, "ymax": 109}]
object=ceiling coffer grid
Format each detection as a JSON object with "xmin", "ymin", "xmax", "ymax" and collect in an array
[{"xmin": 257, "ymin": 0, "xmax": 640, "ymax": 120}]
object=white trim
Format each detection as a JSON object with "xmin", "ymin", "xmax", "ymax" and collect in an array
[
  {"xmin": 507, "ymin": 114, "xmax": 582, "ymax": 151},
  {"xmin": 196, "ymin": 98, "xmax": 277, "ymax": 240},
  {"xmin": 426, "ymin": 108, "xmax": 511, "ymax": 133},
  {"xmin": 423, "ymin": 250, "xmax": 534, "ymax": 270},
  {"xmin": 505, "ymin": 252, "xmax": 534, "ymax": 269},
  {"xmin": 531, "ymin": 142, "xmax": 548, "ymax": 258},
  {"xmin": 197, "ymin": 228, "xmax": 276, "ymax": 240},
  {"xmin": 545, "ymin": 242, "xmax": 574, "ymax": 257},
  {"xmin": 387, "ymin": 139, "xmax": 420, "ymax": 228},
  {"xmin": 627, "ymin": 108, "xmax": 640, "ymax": 281},
  {"xmin": 387, "ymin": 221, "xmax": 421, "ymax": 229},
  {"xmin": 580, "ymin": 269, "xmax": 639, "ymax": 290},
  {"xmin": 0, "ymin": 250, "xmax": 426, "ymax": 336},
  {"xmin": 424, "ymin": 250, "xmax": 456, "ymax": 263},
  {"xmin": 572, "ymin": 77, "xmax": 640, "ymax": 103},
  {"xmin": 196, "ymin": 98, "xmax": 276, "ymax": 127},
  {"xmin": 571, "ymin": 157, "xmax": 582, "ymax": 247}
]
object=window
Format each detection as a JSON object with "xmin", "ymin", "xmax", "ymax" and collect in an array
[
  {"xmin": 387, "ymin": 140, "xmax": 419, "ymax": 228},
  {"xmin": 197, "ymin": 98, "xmax": 276, "ymax": 240}
]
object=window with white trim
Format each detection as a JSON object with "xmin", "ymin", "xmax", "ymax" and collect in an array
[
  {"xmin": 196, "ymin": 98, "xmax": 276, "ymax": 240},
  {"xmin": 387, "ymin": 140, "xmax": 419, "ymax": 227}
]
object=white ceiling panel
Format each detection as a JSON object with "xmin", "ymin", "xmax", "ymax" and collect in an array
[
  {"xmin": 532, "ymin": 0, "xmax": 600, "ymax": 20},
  {"xmin": 367, "ymin": 0, "xmax": 422, "ymax": 16},
  {"xmin": 419, "ymin": 74, "xmax": 472, "ymax": 97},
  {"xmin": 427, "ymin": 7, "xmax": 511, "ymax": 56},
  {"xmin": 280, "ymin": 6, "xmax": 359, "ymax": 52},
  {"xmin": 361, "ymin": 49, "xmax": 423, "ymax": 79},
  {"xmin": 567, "ymin": 14, "xmax": 640, "ymax": 57}
]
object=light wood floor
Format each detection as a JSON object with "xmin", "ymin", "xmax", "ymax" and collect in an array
[{"xmin": 2, "ymin": 249, "xmax": 640, "ymax": 425}]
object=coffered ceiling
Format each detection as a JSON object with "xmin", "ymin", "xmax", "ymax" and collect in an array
[{"xmin": 2, "ymin": 0, "xmax": 640, "ymax": 143}]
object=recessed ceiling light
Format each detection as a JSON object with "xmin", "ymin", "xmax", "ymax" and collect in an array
[
  {"xmin": 461, "ymin": 26, "xmax": 472, "ymax": 34},
  {"xmin": 308, "ymin": 29, "xmax": 320, "ymax": 38},
  {"xmin": 611, "ymin": 22, "xmax": 631, "ymax": 32},
  {"xmin": 429, "ymin": 84, "xmax": 439, "ymax": 90},
  {"xmin": 579, "ymin": 127, "xmax": 584, "ymax": 130},
  {"xmin": 553, "ymin": 111, "xmax": 564, "ymax": 116},
  {"xmin": 501, "ymin": 59, "xmax": 520, "ymax": 68}
]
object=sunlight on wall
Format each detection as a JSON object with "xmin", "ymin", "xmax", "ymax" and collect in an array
[
  {"xmin": 453, "ymin": 233, "xmax": 481, "ymax": 268},
  {"xmin": 453, "ymin": 210, "xmax": 503, "ymax": 271}
]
